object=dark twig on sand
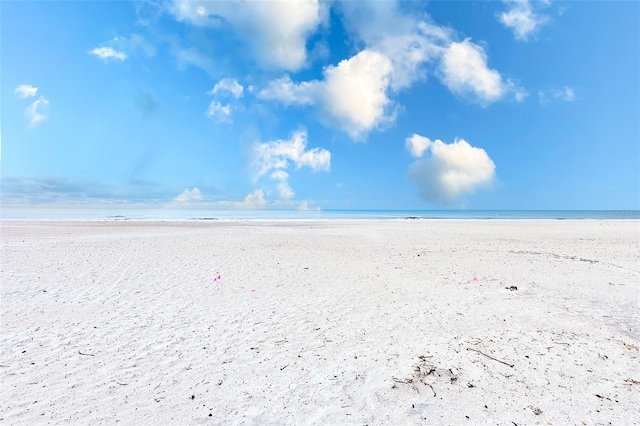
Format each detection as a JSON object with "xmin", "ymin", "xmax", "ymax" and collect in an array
[
  {"xmin": 466, "ymin": 348, "xmax": 514, "ymax": 368},
  {"xmin": 78, "ymin": 351, "xmax": 95, "ymax": 356}
]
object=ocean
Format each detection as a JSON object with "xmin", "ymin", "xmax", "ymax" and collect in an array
[{"xmin": 1, "ymin": 206, "xmax": 638, "ymax": 221}]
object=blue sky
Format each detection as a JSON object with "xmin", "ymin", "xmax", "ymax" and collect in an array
[{"xmin": 2, "ymin": 0, "xmax": 639, "ymax": 210}]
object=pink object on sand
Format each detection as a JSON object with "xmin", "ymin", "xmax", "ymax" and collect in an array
[{"xmin": 472, "ymin": 276, "xmax": 478, "ymax": 281}]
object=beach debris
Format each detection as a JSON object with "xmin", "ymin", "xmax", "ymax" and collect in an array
[
  {"xmin": 213, "ymin": 274, "xmax": 221, "ymax": 283},
  {"xmin": 531, "ymin": 406, "xmax": 543, "ymax": 415},
  {"xmin": 624, "ymin": 378, "xmax": 640, "ymax": 385},
  {"xmin": 595, "ymin": 394, "xmax": 617, "ymax": 402},
  {"xmin": 466, "ymin": 348, "xmax": 514, "ymax": 368},
  {"xmin": 506, "ymin": 285, "xmax": 518, "ymax": 291},
  {"xmin": 392, "ymin": 357, "xmax": 458, "ymax": 396},
  {"xmin": 472, "ymin": 276, "xmax": 478, "ymax": 281},
  {"xmin": 78, "ymin": 351, "xmax": 95, "ymax": 357}
]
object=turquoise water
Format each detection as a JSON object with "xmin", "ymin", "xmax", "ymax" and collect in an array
[{"xmin": 1, "ymin": 206, "xmax": 638, "ymax": 220}]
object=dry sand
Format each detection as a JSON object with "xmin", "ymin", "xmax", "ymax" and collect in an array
[{"xmin": 1, "ymin": 219, "xmax": 639, "ymax": 425}]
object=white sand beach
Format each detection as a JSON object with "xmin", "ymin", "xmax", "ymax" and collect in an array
[{"xmin": 1, "ymin": 220, "xmax": 639, "ymax": 424}]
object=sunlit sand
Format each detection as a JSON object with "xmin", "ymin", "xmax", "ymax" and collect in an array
[{"xmin": 2, "ymin": 220, "xmax": 638, "ymax": 424}]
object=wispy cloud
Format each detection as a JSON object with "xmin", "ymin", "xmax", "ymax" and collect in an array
[
  {"xmin": 539, "ymin": 87, "xmax": 576, "ymax": 105},
  {"xmin": 407, "ymin": 134, "xmax": 496, "ymax": 204},
  {"xmin": 498, "ymin": 0, "xmax": 550, "ymax": 41},
  {"xmin": 205, "ymin": 78, "xmax": 244, "ymax": 123},
  {"xmin": 90, "ymin": 34, "xmax": 155, "ymax": 64},
  {"xmin": 26, "ymin": 97, "xmax": 50, "ymax": 127},
  {"xmin": 113, "ymin": 33, "xmax": 156, "ymax": 57},
  {"xmin": 205, "ymin": 101, "xmax": 232, "ymax": 123},
  {"xmin": 172, "ymin": 44, "xmax": 215, "ymax": 74},
  {"xmin": 134, "ymin": 92, "xmax": 160, "ymax": 116},
  {"xmin": 14, "ymin": 84, "xmax": 38, "ymax": 98},
  {"xmin": 173, "ymin": 187, "xmax": 203, "ymax": 203},
  {"xmin": 209, "ymin": 78, "xmax": 244, "ymax": 99},
  {"xmin": 89, "ymin": 46, "xmax": 128, "ymax": 61},
  {"xmin": 0, "ymin": 177, "xmax": 167, "ymax": 205}
]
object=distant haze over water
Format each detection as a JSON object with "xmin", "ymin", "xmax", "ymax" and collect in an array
[{"xmin": 1, "ymin": 207, "xmax": 638, "ymax": 221}]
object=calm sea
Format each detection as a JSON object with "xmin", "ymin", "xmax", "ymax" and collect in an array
[{"xmin": 1, "ymin": 207, "xmax": 639, "ymax": 221}]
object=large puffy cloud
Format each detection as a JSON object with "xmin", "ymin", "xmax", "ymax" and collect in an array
[
  {"xmin": 338, "ymin": 2, "xmax": 450, "ymax": 91},
  {"xmin": 258, "ymin": 2, "xmax": 523, "ymax": 138},
  {"xmin": 407, "ymin": 134, "xmax": 496, "ymax": 203},
  {"xmin": 320, "ymin": 50, "xmax": 394, "ymax": 137},
  {"xmin": 438, "ymin": 39, "xmax": 523, "ymax": 105},
  {"xmin": 498, "ymin": 0, "xmax": 550, "ymax": 41},
  {"xmin": 259, "ymin": 50, "xmax": 394, "ymax": 139},
  {"xmin": 171, "ymin": 0, "xmax": 324, "ymax": 71}
]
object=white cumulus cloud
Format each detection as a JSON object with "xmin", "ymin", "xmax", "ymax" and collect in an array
[
  {"xmin": 259, "ymin": 50, "xmax": 394, "ymax": 139},
  {"xmin": 173, "ymin": 187, "xmax": 203, "ymax": 203},
  {"xmin": 338, "ymin": 2, "xmax": 450, "ymax": 92},
  {"xmin": 14, "ymin": 84, "xmax": 38, "ymax": 98},
  {"xmin": 498, "ymin": 0, "xmax": 550, "ymax": 41},
  {"xmin": 407, "ymin": 135, "xmax": 496, "ymax": 203},
  {"xmin": 209, "ymin": 78, "xmax": 244, "ymax": 99},
  {"xmin": 252, "ymin": 130, "xmax": 330, "ymax": 202},
  {"xmin": 438, "ymin": 39, "xmax": 523, "ymax": 105},
  {"xmin": 171, "ymin": 0, "xmax": 325, "ymax": 71},
  {"xmin": 320, "ymin": 50, "xmax": 394, "ymax": 138},
  {"xmin": 258, "ymin": 2, "xmax": 523, "ymax": 138},
  {"xmin": 234, "ymin": 189, "xmax": 267, "ymax": 209},
  {"xmin": 253, "ymin": 130, "xmax": 331, "ymax": 180},
  {"xmin": 89, "ymin": 46, "xmax": 128, "ymax": 61}
]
